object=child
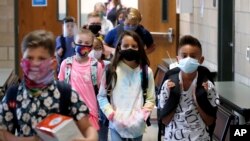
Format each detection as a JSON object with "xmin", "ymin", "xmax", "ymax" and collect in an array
[
  {"xmin": 94, "ymin": 2, "xmax": 114, "ymax": 35},
  {"xmin": 58, "ymin": 29, "xmax": 104, "ymax": 132},
  {"xmin": 104, "ymin": 8, "xmax": 155, "ymax": 55},
  {"xmin": 97, "ymin": 30, "xmax": 155, "ymax": 141},
  {"xmin": 0, "ymin": 30, "xmax": 98, "ymax": 141},
  {"xmin": 83, "ymin": 12, "xmax": 103, "ymax": 39},
  {"xmin": 88, "ymin": 37, "xmax": 113, "ymax": 67},
  {"xmin": 159, "ymin": 35, "xmax": 219, "ymax": 141},
  {"xmin": 55, "ymin": 16, "xmax": 77, "ymax": 73}
]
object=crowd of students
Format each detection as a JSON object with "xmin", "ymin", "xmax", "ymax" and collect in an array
[{"xmin": 0, "ymin": 1, "xmax": 220, "ymax": 141}]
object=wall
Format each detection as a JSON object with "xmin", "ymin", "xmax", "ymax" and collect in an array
[
  {"xmin": 234, "ymin": 0, "xmax": 250, "ymax": 86},
  {"xmin": 179, "ymin": 0, "xmax": 218, "ymax": 72},
  {"xmin": 0, "ymin": 0, "xmax": 14, "ymax": 68}
]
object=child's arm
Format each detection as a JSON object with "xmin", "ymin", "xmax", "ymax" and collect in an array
[
  {"xmin": 69, "ymin": 90, "xmax": 98, "ymax": 141},
  {"xmin": 73, "ymin": 115, "xmax": 98, "ymax": 141},
  {"xmin": 97, "ymin": 72, "xmax": 115, "ymax": 120},
  {"xmin": 142, "ymin": 68, "xmax": 155, "ymax": 120},
  {"xmin": 58, "ymin": 60, "xmax": 67, "ymax": 80},
  {"xmin": 0, "ymin": 130, "xmax": 40, "ymax": 141},
  {"xmin": 193, "ymin": 81, "xmax": 220, "ymax": 126},
  {"xmin": 55, "ymin": 36, "xmax": 63, "ymax": 57}
]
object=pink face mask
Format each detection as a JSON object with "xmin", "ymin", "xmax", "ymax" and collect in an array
[{"xmin": 20, "ymin": 58, "xmax": 54, "ymax": 89}]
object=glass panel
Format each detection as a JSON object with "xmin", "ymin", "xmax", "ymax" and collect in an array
[
  {"xmin": 58, "ymin": 0, "xmax": 67, "ymax": 21},
  {"xmin": 79, "ymin": 0, "xmax": 138, "ymax": 27},
  {"xmin": 162, "ymin": 0, "xmax": 168, "ymax": 22}
]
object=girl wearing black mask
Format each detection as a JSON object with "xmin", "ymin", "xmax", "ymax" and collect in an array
[{"xmin": 97, "ymin": 31, "xmax": 155, "ymax": 141}]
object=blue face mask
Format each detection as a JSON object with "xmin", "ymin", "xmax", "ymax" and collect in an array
[
  {"xmin": 118, "ymin": 19, "xmax": 125, "ymax": 25},
  {"xmin": 124, "ymin": 25, "xmax": 137, "ymax": 31},
  {"xmin": 178, "ymin": 57, "xmax": 200, "ymax": 73}
]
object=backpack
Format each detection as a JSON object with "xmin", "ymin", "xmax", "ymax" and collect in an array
[
  {"xmin": 159, "ymin": 66, "xmax": 217, "ymax": 140},
  {"xmin": 4, "ymin": 81, "xmax": 72, "ymax": 134},
  {"xmin": 64, "ymin": 56, "xmax": 99, "ymax": 95},
  {"xmin": 105, "ymin": 64, "xmax": 151, "ymax": 126}
]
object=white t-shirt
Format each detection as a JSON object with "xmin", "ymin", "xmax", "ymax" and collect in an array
[
  {"xmin": 101, "ymin": 17, "xmax": 114, "ymax": 35},
  {"xmin": 159, "ymin": 72, "xmax": 219, "ymax": 141}
]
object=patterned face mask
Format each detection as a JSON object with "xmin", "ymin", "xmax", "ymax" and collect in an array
[
  {"xmin": 74, "ymin": 43, "xmax": 92, "ymax": 57},
  {"xmin": 20, "ymin": 58, "xmax": 54, "ymax": 89}
]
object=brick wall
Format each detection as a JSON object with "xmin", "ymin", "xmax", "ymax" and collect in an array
[{"xmin": 0, "ymin": 0, "xmax": 14, "ymax": 68}]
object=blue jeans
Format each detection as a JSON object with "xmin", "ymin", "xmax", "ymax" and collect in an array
[
  {"xmin": 110, "ymin": 129, "xmax": 143, "ymax": 141},
  {"xmin": 98, "ymin": 124, "xmax": 109, "ymax": 141}
]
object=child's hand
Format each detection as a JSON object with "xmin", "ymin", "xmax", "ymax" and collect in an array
[
  {"xmin": 166, "ymin": 80, "xmax": 175, "ymax": 89},
  {"xmin": 202, "ymin": 82, "xmax": 209, "ymax": 91},
  {"xmin": 57, "ymin": 48, "xmax": 64, "ymax": 56}
]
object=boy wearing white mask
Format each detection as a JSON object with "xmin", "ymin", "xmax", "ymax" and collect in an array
[{"xmin": 159, "ymin": 35, "xmax": 219, "ymax": 141}]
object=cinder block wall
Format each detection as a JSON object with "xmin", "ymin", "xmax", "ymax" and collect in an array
[
  {"xmin": 234, "ymin": 0, "xmax": 250, "ymax": 86},
  {"xmin": 0, "ymin": 0, "xmax": 14, "ymax": 68},
  {"xmin": 179, "ymin": 0, "xmax": 218, "ymax": 72}
]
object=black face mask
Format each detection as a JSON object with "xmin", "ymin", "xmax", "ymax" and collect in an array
[
  {"xmin": 119, "ymin": 49, "xmax": 140, "ymax": 61},
  {"xmin": 89, "ymin": 24, "xmax": 101, "ymax": 35}
]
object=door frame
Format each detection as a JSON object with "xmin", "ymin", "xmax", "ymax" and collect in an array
[
  {"xmin": 14, "ymin": 0, "xmax": 19, "ymax": 75},
  {"xmin": 217, "ymin": 0, "xmax": 234, "ymax": 81}
]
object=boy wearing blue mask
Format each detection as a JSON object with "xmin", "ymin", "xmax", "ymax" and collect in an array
[{"xmin": 159, "ymin": 35, "xmax": 219, "ymax": 141}]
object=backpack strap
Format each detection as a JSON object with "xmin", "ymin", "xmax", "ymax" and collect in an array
[
  {"xmin": 141, "ymin": 65, "xmax": 151, "ymax": 126},
  {"xmin": 90, "ymin": 59, "xmax": 99, "ymax": 95},
  {"xmin": 4, "ymin": 85, "xmax": 19, "ymax": 134},
  {"xmin": 159, "ymin": 68, "xmax": 181, "ymax": 120},
  {"xmin": 60, "ymin": 35, "xmax": 66, "ymax": 58},
  {"xmin": 56, "ymin": 81, "xmax": 72, "ymax": 116},
  {"xmin": 65, "ymin": 57, "xmax": 73, "ymax": 84}
]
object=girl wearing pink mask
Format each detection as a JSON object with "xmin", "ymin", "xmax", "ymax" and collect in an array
[
  {"xmin": 58, "ymin": 29, "xmax": 104, "ymax": 132},
  {"xmin": 0, "ymin": 30, "xmax": 98, "ymax": 141}
]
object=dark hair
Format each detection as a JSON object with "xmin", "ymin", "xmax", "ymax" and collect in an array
[
  {"xmin": 63, "ymin": 16, "xmax": 75, "ymax": 23},
  {"xmin": 21, "ymin": 30, "xmax": 55, "ymax": 56},
  {"xmin": 179, "ymin": 35, "xmax": 202, "ymax": 52},
  {"xmin": 106, "ymin": 30, "xmax": 150, "ymax": 90}
]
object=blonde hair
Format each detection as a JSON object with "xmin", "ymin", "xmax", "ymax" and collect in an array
[
  {"xmin": 77, "ymin": 29, "xmax": 95, "ymax": 43},
  {"xmin": 87, "ymin": 12, "xmax": 100, "ymax": 19},
  {"xmin": 126, "ymin": 8, "xmax": 142, "ymax": 22}
]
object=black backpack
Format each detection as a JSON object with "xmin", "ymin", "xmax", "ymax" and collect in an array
[
  {"xmin": 159, "ymin": 66, "xmax": 217, "ymax": 140},
  {"xmin": 3, "ymin": 81, "xmax": 71, "ymax": 134}
]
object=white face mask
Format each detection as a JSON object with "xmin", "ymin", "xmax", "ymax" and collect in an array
[
  {"xmin": 178, "ymin": 57, "xmax": 200, "ymax": 73},
  {"xmin": 88, "ymin": 50, "xmax": 103, "ymax": 59}
]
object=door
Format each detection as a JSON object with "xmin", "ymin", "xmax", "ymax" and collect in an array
[
  {"xmin": 16, "ymin": 0, "xmax": 77, "ymax": 76},
  {"xmin": 138, "ymin": 0, "xmax": 179, "ymax": 72}
]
